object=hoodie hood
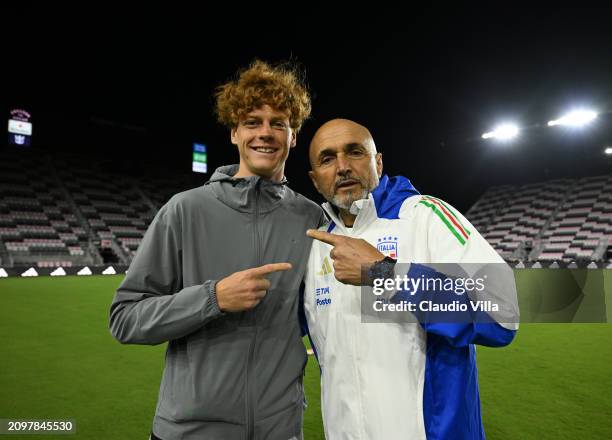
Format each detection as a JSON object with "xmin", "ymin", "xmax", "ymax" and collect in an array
[
  {"xmin": 205, "ymin": 164, "xmax": 288, "ymax": 213},
  {"xmin": 371, "ymin": 174, "xmax": 420, "ymax": 219}
]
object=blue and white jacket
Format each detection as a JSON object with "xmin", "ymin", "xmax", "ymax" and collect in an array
[{"xmin": 303, "ymin": 175, "xmax": 519, "ymax": 440}]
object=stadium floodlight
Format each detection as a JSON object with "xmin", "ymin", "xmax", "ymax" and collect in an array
[
  {"xmin": 547, "ymin": 109, "xmax": 597, "ymax": 127},
  {"xmin": 605, "ymin": 147, "xmax": 612, "ymax": 155},
  {"xmin": 481, "ymin": 123, "xmax": 520, "ymax": 141}
]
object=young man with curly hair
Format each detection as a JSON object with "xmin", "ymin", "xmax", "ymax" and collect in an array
[{"xmin": 110, "ymin": 60, "xmax": 324, "ymax": 440}]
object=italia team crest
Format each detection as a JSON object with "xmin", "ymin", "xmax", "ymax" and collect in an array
[{"xmin": 377, "ymin": 236, "xmax": 398, "ymax": 258}]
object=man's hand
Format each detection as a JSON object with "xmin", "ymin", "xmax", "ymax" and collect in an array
[
  {"xmin": 215, "ymin": 263, "xmax": 292, "ymax": 312},
  {"xmin": 307, "ymin": 229, "xmax": 384, "ymax": 285}
]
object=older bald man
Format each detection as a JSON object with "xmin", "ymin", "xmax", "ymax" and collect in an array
[{"xmin": 301, "ymin": 119, "xmax": 518, "ymax": 440}]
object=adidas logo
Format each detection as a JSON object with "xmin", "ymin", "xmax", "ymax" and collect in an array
[{"xmin": 317, "ymin": 257, "xmax": 333, "ymax": 276}]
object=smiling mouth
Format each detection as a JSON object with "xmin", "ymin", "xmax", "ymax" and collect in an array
[{"xmin": 250, "ymin": 146, "xmax": 278, "ymax": 154}]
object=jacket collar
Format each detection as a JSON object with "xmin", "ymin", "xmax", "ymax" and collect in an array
[
  {"xmin": 321, "ymin": 195, "xmax": 378, "ymax": 235},
  {"xmin": 321, "ymin": 174, "xmax": 420, "ymax": 234},
  {"xmin": 206, "ymin": 164, "xmax": 288, "ymax": 213}
]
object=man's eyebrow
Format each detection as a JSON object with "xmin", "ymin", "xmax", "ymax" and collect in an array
[
  {"xmin": 243, "ymin": 115, "xmax": 287, "ymax": 122},
  {"xmin": 317, "ymin": 142, "xmax": 366, "ymax": 156},
  {"xmin": 345, "ymin": 142, "xmax": 365, "ymax": 150},
  {"xmin": 317, "ymin": 148, "xmax": 337, "ymax": 159}
]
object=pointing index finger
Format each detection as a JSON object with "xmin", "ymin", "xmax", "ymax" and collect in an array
[
  {"xmin": 251, "ymin": 262, "xmax": 293, "ymax": 277},
  {"xmin": 307, "ymin": 229, "xmax": 341, "ymax": 246}
]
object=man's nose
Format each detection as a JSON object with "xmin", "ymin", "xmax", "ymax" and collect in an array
[
  {"xmin": 336, "ymin": 153, "xmax": 352, "ymax": 174},
  {"xmin": 256, "ymin": 122, "xmax": 274, "ymax": 140}
]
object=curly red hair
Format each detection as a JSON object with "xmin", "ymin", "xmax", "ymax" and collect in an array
[{"xmin": 215, "ymin": 60, "xmax": 311, "ymax": 132}]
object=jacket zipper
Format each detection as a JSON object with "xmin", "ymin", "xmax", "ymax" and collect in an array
[{"xmin": 246, "ymin": 179, "xmax": 261, "ymax": 440}]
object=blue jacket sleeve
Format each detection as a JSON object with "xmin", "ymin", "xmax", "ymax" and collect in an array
[{"xmin": 391, "ymin": 264, "xmax": 517, "ymax": 348}]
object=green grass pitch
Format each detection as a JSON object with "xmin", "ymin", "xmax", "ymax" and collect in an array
[{"xmin": 1, "ymin": 275, "xmax": 611, "ymax": 439}]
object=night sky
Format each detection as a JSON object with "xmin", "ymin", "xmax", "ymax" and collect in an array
[{"xmin": 4, "ymin": 6, "xmax": 612, "ymax": 211}]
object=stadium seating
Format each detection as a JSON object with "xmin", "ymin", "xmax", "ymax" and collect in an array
[
  {"xmin": 0, "ymin": 149, "xmax": 203, "ymax": 268},
  {"xmin": 466, "ymin": 174, "xmax": 612, "ymax": 265},
  {"xmin": 2, "ymin": 147, "xmax": 610, "ymax": 268}
]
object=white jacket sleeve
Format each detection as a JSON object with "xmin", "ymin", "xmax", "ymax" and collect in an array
[{"xmin": 394, "ymin": 196, "xmax": 519, "ymax": 347}]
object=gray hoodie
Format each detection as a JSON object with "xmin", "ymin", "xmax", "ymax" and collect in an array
[{"xmin": 109, "ymin": 165, "xmax": 325, "ymax": 440}]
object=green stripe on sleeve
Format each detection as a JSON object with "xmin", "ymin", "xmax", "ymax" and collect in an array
[
  {"xmin": 423, "ymin": 195, "xmax": 471, "ymax": 236},
  {"xmin": 419, "ymin": 200, "xmax": 466, "ymax": 245}
]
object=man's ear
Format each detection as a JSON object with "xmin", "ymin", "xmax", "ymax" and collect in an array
[
  {"xmin": 376, "ymin": 152, "xmax": 383, "ymax": 178},
  {"xmin": 230, "ymin": 127, "xmax": 238, "ymax": 145},
  {"xmin": 308, "ymin": 170, "xmax": 320, "ymax": 192},
  {"xmin": 290, "ymin": 130, "xmax": 297, "ymax": 148}
]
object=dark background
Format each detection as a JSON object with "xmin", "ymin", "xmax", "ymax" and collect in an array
[{"xmin": 3, "ymin": 5, "xmax": 612, "ymax": 211}]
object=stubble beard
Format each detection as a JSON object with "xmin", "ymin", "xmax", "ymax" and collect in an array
[{"xmin": 331, "ymin": 187, "xmax": 370, "ymax": 211}]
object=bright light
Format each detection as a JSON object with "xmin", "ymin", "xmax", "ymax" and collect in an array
[
  {"xmin": 548, "ymin": 109, "xmax": 597, "ymax": 127},
  {"xmin": 605, "ymin": 147, "xmax": 612, "ymax": 155},
  {"xmin": 482, "ymin": 123, "xmax": 520, "ymax": 141}
]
